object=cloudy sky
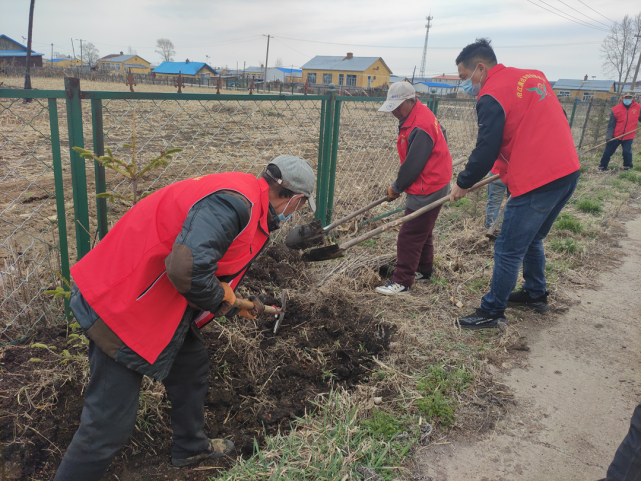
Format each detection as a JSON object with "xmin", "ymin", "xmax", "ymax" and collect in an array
[{"xmin": 2, "ymin": 0, "xmax": 639, "ymax": 81}]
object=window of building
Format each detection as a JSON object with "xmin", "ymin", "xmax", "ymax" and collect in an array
[
  {"xmin": 322, "ymin": 73, "xmax": 332, "ymax": 84},
  {"xmin": 346, "ymin": 75, "xmax": 357, "ymax": 86},
  {"xmin": 558, "ymin": 91, "xmax": 570, "ymax": 97},
  {"xmin": 582, "ymin": 92, "xmax": 595, "ymax": 101},
  {"xmin": 338, "ymin": 74, "xmax": 344, "ymax": 86},
  {"xmin": 307, "ymin": 73, "xmax": 317, "ymax": 84}
]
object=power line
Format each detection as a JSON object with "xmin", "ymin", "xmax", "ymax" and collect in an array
[
  {"xmin": 526, "ymin": 0, "xmax": 609, "ymax": 32},
  {"xmin": 576, "ymin": 0, "xmax": 616, "ymax": 24},
  {"xmin": 536, "ymin": 0, "xmax": 609, "ymax": 31},
  {"xmin": 556, "ymin": 0, "xmax": 611, "ymax": 28}
]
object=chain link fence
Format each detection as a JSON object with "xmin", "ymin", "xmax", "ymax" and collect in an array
[{"xmin": 0, "ymin": 81, "xmax": 612, "ymax": 341}]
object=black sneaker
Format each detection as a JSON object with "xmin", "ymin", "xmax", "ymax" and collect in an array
[
  {"xmin": 456, "ymin": 308, "xmax": 507, "ymax": 330},
  {"xmin": 506, "ymin": 288, "xmax": 550, "ymax": 313},
  {"xmin": 414, "ymin": 269, "xmax": 433, "ymax": 281},
  {"xmin": 623, "ymin": 166, "xmax": 633, "ymax": 170},
  {"xmin": 172, "ymin": 438, "xmax": 234, "ymax": 467}
]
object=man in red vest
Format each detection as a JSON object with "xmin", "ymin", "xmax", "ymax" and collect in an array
[
  {"xmin": 598, "ymin": 91, "xmax": 640, "ymax": 171},
  {"xmin": 54, "ymin": 156, "xmax": 316, "ymax": 480},
  {"xmin": 451, "ymin": 38, "xmax": 580, "ymax": 330},
  {"xmin": 376, "ymin": 82, "xmax": 453, "ymax": 295}
]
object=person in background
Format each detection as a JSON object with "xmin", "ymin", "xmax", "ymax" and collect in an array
[
  {"xmin": 54, "ymin": 156, "xmax": 316, "ymax": 481},
  {"xmin": 598, "ymin": 403, "xmax": 641, "ymax": 481},
  {"xmin": 451, "ymin": 38, "xmax": 580, "ymax": 330},
  {"xmin": 375, "ymin": 82, "xmax": 453, "ymax": 295},
  {"xmin": 598, "ymin": 91, "xmax": 640, "ymax": 171}
]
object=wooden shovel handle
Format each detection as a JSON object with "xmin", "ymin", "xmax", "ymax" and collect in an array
[
  {"xmin": 339, "ymin": 174, "xmax": 501, "ymax": 251},
  {"xmin": 323, "ymin": 157, "xmax": 468, "ymax": 233},
  {"xmin": 233, "ymin": 297, "xmax": 280, "ymax": 315}
]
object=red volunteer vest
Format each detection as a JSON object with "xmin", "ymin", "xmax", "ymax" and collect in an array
[
  {"xmin": 613, "ymin": 101, "xmax": 640, "ymax": 140},
  {"xmin": 397, "ymin": 101, "xmax": 453, "ymax": 195},
  {"xmin": 71, "ymin": 173, "xmax": 271, "ymax": 363},
  {"xmin": 479, "ymin": 64, "xmax": 580, "ymax": 197}
]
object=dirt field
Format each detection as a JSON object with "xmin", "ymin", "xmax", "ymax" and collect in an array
[{"xmin": 415, "ymin": 214, "xmax": 641, "ymax": 480}]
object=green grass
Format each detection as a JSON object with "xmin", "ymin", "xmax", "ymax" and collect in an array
[
  {"xmin": 549, "ymin": 238, "xmax": 582, "ymax": 255},
  {"xmin": 361, "ymin": 408, "xmax": 413, "ymax": 440},
  {"xmin": 450, "ymin": 197, "xmax": 472, "ymax": 209},
  {"xmin": 618, "ymin": 171, "xmax": 641, "ymax": 184},
  {"xmin": 415, "ymin": 364, "xmax": 473, "ymax": 426},
  {"xmin": 577, "ymin": 198, "xmax": 602, "ymax": 214},
  {"xmin": 554, "ymin": 213, "xmax": 583, "ymax": 233}
]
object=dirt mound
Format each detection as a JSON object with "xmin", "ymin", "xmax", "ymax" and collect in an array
[{"xmin": 0, "ymin": 245, "xmax": 392, "ymax": 479}]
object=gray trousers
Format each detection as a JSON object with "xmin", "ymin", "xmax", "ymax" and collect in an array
[{"xmin": 54, "ymin": 328, "xmax": 210, "ymax": 481}]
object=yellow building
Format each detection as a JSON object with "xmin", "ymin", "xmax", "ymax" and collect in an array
[
  {"xmin": 45, "ymin": 57, "xmax": 85, "ymax": 68},
  {"xmin": 98, "ymin": 52, "xmax": 151, "ymax": 74},
  {"xmin": 553, "ymin": 79, "xmax": 616, "ymax": 101},
  {"xmin": 301, "ymin": 53, "xmax": 392, "ymax": 89},
  {"xmin": 153, "ymin": 61, "xmax": 218, "ymax": 81}
]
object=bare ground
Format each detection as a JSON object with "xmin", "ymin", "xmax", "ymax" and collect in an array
[{"xmin": 414, "ymin": 214, "xmax": 641, "ymax": 481}]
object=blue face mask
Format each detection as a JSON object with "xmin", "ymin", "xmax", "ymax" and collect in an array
[
  {"xmin": 460, "ymin": 66, "xmax": 482, "ymax": 97},
  {"xmin": 623, "ymin": 99, "xmax": 632, "ymax": 106},
  {"xmin": 276, "ymin": 197, "xmax": 299, "ymax": 222}
]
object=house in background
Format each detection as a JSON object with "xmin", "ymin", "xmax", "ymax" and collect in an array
[
  {"xmin": 153, "ymin": 60, "xmax": 218, "ymax": 82},
  {"xmin": 243, "ymin": 66, "xmax": 265, "ymax": 80},
  {"xmin": 413, "ymin": 81, "xmax": 457, "ymax": 96},
  {"xmin": 553, "ymin": 79, "xmax": 616, "ymax": 101},
  {"xmin": 266, "ymin": 67, "xmax": 302, "ymax": 83},
  {"xmin": 430, "ymin": 74, "xmax": 461, "ymax": 86},
  {"xmin": 389, "ymin": 75, "xmax": 410, "ymax": 83},
  {"xmin": 0, "ymin": 34, "xmax": 43, "ymax": 67},
  {"xmin": 45, "ymin": 57, "xmax": 86, "ymax": 68},
  {"xmin": 301, "ymin": 53, "xmax": 392, "ymax": 89},
  {"xmin": 98, "ymin": 52, "xmax": 151, "ymax": 74}
]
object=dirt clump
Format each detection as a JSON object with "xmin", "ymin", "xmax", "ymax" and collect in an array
[{"xmin": 0, "ymin": 245, "xmax": 392, "ymax": 479}]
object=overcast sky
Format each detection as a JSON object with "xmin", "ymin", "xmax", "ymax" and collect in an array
[{"xmin": 2, "ymin": 0, "xmax": 639, "ymax": 80}]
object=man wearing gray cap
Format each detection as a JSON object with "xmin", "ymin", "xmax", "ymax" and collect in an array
[
  {"xmin": 54, "ymin": 156, "xmax": 315, "ymax": 480},
  {"xmin": 375, "ymin": 82, "xmax": 453, "ymax": 295}
]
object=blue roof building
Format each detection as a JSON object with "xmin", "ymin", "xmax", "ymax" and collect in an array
[
  {"xmin": 413, "ymin": 81, "xmax": 457, "ymax": 95},
  {"xmin": 153, "ymin": 61, "xmax": 218, "ymax": 78},
  {"xmin": 0, "ymin": 34, "xmax": 44, "ymax": 67}
]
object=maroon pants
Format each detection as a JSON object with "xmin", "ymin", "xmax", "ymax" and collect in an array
[{"xmin": 392, "ymin": 206, "xmax": 442, "ymax": 287}]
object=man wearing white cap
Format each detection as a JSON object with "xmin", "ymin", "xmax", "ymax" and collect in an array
[
  {"xmin": 375, "ymin": 82, "xmax": 453, "ymax": 295},
  {"xmin": 55, "ymin": 156, "xmax": 315, "ymax": 479}
]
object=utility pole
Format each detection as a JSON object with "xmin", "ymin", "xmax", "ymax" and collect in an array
[
  {"xmin": 631, "ymin": 34, "xmax": 641, "ymax": 93},
  {"xmin": 418, "ymin": 14, "xmax": 433, "ymax": 81},
  {"xmin": 23, "ymin": 0, "xmax": 35, "ymax": 96},
  {"xmin": 76, "ymin": 38, "xmax": 84, "ymax": 65},
  {"xmin": 70, "ymin": 38, "xmax": 76, "ymax": 60},
  {"xmin": 263, "ymin": 34, "xmax": 270, "ymax": 92},
  {"xmin": 50, "ymin": 43, "xmax": 53, "ymax": 65}
]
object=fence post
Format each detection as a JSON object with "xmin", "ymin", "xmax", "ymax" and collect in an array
[
  {"xmin": 569, "ymin": 97, "xmax": 578, "ymax": 128},
  {"xmin": 64, "ymin": 77, "xmax": 91, "ymax": 259},
  {"xmin": 48, "ymin": 98, "xmax": 72, "ymax": 320},
  {"xmin": 326, "ymin": 99, "xmax": 341, "ymax": 225},
  {"xmin": 315, "ymin": 99, "xmax": 327, "ymax": 221},
  {"xmin": 433, "ymin": 98, "xmax": 439, "ymax": 116},
  {"xmin": 316, "ymin": 85, "xmax": 336, "ymax": 226},
  {"xmin": 578, "ymin": 98, "xmax": 593, "ymax": 149},
  {"xmin": 91, "ymin": 98, "xmax": 108, "ymax": 240}
]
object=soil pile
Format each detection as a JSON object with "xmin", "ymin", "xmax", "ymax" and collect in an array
[{"xmin": 0, "ymin": 245, "xmax": 392, "ymax": 480}]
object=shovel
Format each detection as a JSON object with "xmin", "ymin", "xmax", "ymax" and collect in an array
[
  {"xmin": 578, "ymin": 127, "xmax": 640, "ymax": 155},
  {"xmin": 302, "ymin": 174, "xmax": 500, "ymax": 262},
  {"xmin": 233, "ymin": 290, "xmax": 288, "ymax": 334},
  {"xmin": 286, "ymin": 158, "xmax": 468, "ymax": 250}
]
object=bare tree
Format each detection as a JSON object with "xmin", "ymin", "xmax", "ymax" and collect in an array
[
  {"xmin": 127, "ymin": 45, "xmax": 137, "ymax": 55},
  {"xmin": 601, "ymin": 13, "xmax": 641, "ymax": 95},
  {"xmin": 54, "ymin": 51, "xmax": 68, "ymax": 59},
  {"xmin": 83, "ymin": 42, "xmax": 100, "ymax": 67},
  {"xmin": 155, "ymin": 38, "xmax": 175, "ymax": 62},
  {"xmin": 275, "ymin": 57, "xmax": 284, "ymax": 68}
]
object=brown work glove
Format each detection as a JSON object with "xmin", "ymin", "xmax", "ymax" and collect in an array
[
  {"xmin": 217, "ymin": 282, "xmax": 237, "ymax": 317},
  {"xmin": 238, "ymin": 295, "xmax": 265, "ymax": 319},
  {"xmin": 386, "ymin": 185, "xmax": 401, "ymax": 202}
]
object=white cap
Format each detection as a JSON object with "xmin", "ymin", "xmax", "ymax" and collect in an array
[{"xmin": 378, "ymin": 82, "xmax": 416, "ymax": 112}]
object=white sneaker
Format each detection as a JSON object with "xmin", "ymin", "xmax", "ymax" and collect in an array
[{"xmin": 375, "ymin": 281, "xmax": 410, "ymax": 296}]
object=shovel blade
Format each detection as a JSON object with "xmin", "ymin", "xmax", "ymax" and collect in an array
[
  {"xmin": 285, "ymin": 220, "xmax": 326, "ymax": 250},
  {"xmin": 302, "ymin": 244, "xmax": 345, "ymax": 262}
]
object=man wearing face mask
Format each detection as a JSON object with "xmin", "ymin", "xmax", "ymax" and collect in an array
[
  {"xmin": 599, "ymin": 91, "xmax": 640, "ymax": 171},
  {"xmin": 451, "ymin": 38, "xmax": 580, "ymax": 330},
  {"xmin": 54, "ymin": 156, "xmax": 315, "ymax": 480},
  {"xmin": 375, "ymin": 81, "xmax": 453, "ymax": 295}
]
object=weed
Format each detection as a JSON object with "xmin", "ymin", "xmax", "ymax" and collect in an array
[
  {"xmin": 618, "ymin": 171, "xmax": 641, "ymax": 184},
  {"xmin": 359, "ymin": 239, "xmax": 377, "ymax": 248},
  {"xmin": 415, "ymin": 364, "xmax": 473, "ymax": 426},
  {"xmin": 554, "ymin": 213, "xmax": 583, "ymax": 233},
  {"xmin": 360, "ymin": 408, "xmax": 412, "ymax": 440},
  {"xmin": 416, "ymin": 391, "xmax": 456, "ymax": 425},
  {"xmin": 577, "ymin": 198, "xmax": 602, "ymax": 214},
  {"xmin": 549, "ymin": 238, "xmax": 582, "ymax": 255},
  {"xmin": 451, "ymin": 197, "xmax": 472, "ymax": 209},
  {"xmin": 431, "ymin": 276, "xmax": 448, "ymax": 288}
]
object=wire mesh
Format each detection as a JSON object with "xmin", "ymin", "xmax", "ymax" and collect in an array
[{"xmin": 0, "ymin": 97, "xmax": 68, "ymax": 341}]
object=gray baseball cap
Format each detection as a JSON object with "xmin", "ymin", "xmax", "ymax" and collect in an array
[
  {"xmin": 378, "ymin": 82, "xmax": 416, "ymax": 112},
  {"xmin": 268, "ymin": 155, "xmax": 316, "ymax": 212}
]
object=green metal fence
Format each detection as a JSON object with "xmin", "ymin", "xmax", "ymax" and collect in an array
[{"xmin": 0, "ymin": 80, "xmax": 606, "ymax": 341}]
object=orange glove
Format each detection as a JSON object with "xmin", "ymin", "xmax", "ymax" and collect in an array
[
  {"xmin": 217, "ymin": 282, "xmax": 236, "ymax": 317},
  {"xmin": 386, "ymin": 185, "xmax": 401, "ymax": 202},
  {"xmin": 238, "ymin": 295, "xmax": 265, "ymax": 319}
]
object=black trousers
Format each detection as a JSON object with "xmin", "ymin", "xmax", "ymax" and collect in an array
[
  {"xmin": 54, "ymin": 328, "xmax": 210, "ymax": 481},
  {"xmin": 606, "ymin": 403, "xmax": 641, "ymax": 481},
  {"xmin": 599, "ymin": 139, "xmax": 634, "ymax": 169}
]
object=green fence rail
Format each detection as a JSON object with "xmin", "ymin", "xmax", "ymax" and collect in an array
[{"xmin": 0, "ymin": 79, "xmax": 608, "ymax": 341}]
